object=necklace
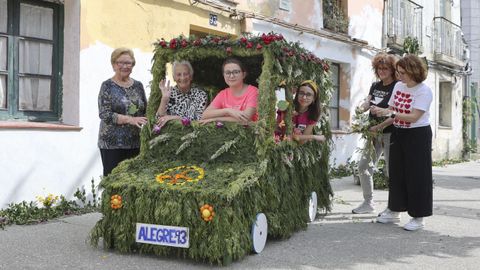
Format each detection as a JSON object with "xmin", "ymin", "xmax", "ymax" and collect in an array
[{"xmin": 112, "ymin": 77, "xmax": 133, "ymax": 88}]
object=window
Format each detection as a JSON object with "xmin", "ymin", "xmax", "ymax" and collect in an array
[
  {"xmin": 0, "ymin": 0, "xmax": 63, "ymax": 121},
  {"xmin": 439, "ymin": 81, "xmax": 452, "ymax": 127},
  {"xmin": 323, "ymin": 0, "xmax": 348, "ymax": 33},
  {"xmin": 329, "ymin": 63, "xmax": 340, "ymax": 129},
  {"xmin": 279, "ymin": 0, "xmax": 291, "ymax": 11}
]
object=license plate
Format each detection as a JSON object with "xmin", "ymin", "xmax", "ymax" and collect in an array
[{"xmin": 135, "ymin": 223, "xmax": 189, "ymax": 248}]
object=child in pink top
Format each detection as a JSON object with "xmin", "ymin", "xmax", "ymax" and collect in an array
[
  {"xmin": 276, "ymin": 80, "xmax": 325, "ymax": 143},
  {"xmin": 210, "ymin": 85, "xmax": 258, "ymax": 121},
  {"xmin": 200, "ymin": 58, "xmax": 258, "ymax": 124}
]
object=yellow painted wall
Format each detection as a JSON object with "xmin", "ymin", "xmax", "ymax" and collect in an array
[{"xmin": 80, "ymin": 0, "xmax": 242, "ymax": 52}]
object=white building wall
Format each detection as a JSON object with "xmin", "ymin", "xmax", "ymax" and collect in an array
[{"xmin": 0, "ymin": 1, "xmax": 154, "ymax": 208}]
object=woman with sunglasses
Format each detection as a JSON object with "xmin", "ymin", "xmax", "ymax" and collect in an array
[{"xmin": 200, "ymin": 58, "xmax": 258, "ymax": 124}]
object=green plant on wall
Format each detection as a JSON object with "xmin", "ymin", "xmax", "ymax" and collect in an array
[
  {"xmin": 403, "ymin": 36, "xmax": 420, "ymax": 55},
  {"xmin": 323, "ymin": 0, "xmax": 349, "ymax": 33},
  {"xmin": 462, "ymin": 96, "xmax": 478, "ymax": 157}
]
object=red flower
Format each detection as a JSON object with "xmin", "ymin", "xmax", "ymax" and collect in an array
[
  {"xmin": 159, "ymin": 39, "xmax": 167, "ymax": 48},
  {"xmin": 181, "ymin": 39, "xmax": 188, "ymax": 48},
  {"xmin": 226, "ymin": 46, "xmax": 232, "ymax": 54},
  {"xmin": 240, "ymin": 37, "xmax": 247, "ymax": 44},
  {"xmin": 246, "ymin": 42, "xmax": 253, "ymax": 49},
  {"xmin": 169, "ymin": 39, "xmax": 177, "ymax": 49},
  {"xmin": 322, "ymin": 63, "xmax": 330, "ymax": 72},
  {"xmin": 256, "ymin": 44, "xmax": 263, "ymax": 50},
  {"xmin": 261, "ymin": 33, "xmax": 272, "ymax": 45},
  {"xmin": 288, "ymin": 51, "xmax": 295, "ymax": 57},
  {"xmin": 193, "ymin": 39, "xmax": 201, "ymax": 46}
]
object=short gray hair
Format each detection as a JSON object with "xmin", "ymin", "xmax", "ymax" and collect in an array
[{"xmin": 172, "ymin": 60, "xmax": 194, "ymax": 77}]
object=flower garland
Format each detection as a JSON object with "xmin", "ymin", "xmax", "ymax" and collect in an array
[
  {"xmin": 154, "ymin": 32, "xmax": 330, "ymax": 72},
  {"xmin": 155, "ymin": 165, "xmax": 205, "ymax": 186}
]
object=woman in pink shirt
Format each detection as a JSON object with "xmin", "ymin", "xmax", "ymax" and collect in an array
[{"xmin": 200, "ymin": 58, "xmax": 258, "ymax": 124}]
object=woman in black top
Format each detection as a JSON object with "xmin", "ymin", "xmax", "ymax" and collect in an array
[{"xmin": 352, "ymin": 52, "xmax": 398, "ymax": 214}]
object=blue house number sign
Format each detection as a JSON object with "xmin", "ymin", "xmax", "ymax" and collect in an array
[{"xmin": 209, "ymin": 14, "xmax": 218, "ymax": 26}]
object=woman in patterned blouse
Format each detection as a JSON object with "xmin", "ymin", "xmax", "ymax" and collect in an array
[
  {"xmin": 98, "ymin": 48, "xmax": 147, "ymax": 176},
  {"xmin": 155, "ymin": 60, "xmax": 208, "ymax": 127}
]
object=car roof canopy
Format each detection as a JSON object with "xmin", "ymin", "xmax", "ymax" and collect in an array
[{"xmin": 143, "ymin": 33, "xmax": 332, "ymax": 152}]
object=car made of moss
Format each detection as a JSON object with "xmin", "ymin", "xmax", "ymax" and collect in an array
[{"xmin": 90, "ymin": 33, "xmax": 333, "ymax": 265}]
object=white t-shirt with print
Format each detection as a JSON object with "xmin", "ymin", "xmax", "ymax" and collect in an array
[{"xmin": 388, "ymin": 82, "xmax": 432, "ymax": 128}]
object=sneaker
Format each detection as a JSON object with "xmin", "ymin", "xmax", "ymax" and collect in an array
[
  {"xmin": 376, "ymin": 209, "xmax": 400, "ymax": 223},
  {"xmin": 403, "ymin": 218, "xmax": 425, "ymax": 231},
  {"xmin": 352, "ymin": 201, "xmax": 375, "ymax": 214},
  {"xmin": 377, "ymin": 207, "xmax": 389, "ymax": 217}
]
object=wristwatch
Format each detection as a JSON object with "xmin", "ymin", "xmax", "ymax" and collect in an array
[{"xmin": 389, "ymin": 112, "xmax": 396, "ymax": 119}]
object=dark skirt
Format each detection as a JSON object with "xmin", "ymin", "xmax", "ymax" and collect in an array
[{"xmin": 388, "ymin": 125, "xmax": 433, "ymax": 217}]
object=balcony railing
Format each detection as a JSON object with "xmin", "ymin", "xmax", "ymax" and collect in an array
[
  {"xmin": 433, "ymin": 17, "xmax": 465, "ymax": 67},
  {"xmin": 385, "ymin": 0, "xmax": 423, "ymax": 51}
]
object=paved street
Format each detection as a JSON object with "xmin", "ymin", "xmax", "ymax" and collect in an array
[{"xmin": 1, "ymin": 161, "xmax": 479, "ymax": 270}]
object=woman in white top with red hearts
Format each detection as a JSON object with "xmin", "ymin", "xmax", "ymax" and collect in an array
[{"xmin": 371, "ymin": 54, "xmax": 433, "ymax": 231}]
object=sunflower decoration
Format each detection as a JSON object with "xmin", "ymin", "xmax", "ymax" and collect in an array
[
  {"xmin": 155, "ymin": 165, "xmax": 205, "ymax": 186},
  {"xmin": 110, "ymin": 194, "xmax": 122, "ymax": 210},
  {"xmin": 200, "ymin": 204, "xmax": 215, "ymax": 222}
]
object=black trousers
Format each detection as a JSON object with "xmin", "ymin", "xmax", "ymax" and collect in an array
[
  {"xmin": 388, "ymin": 125, "xmax": 432, "ymax": 217},
  {"xmin": 100, "ymin": 148, "xmax": 140, "ymax": 176}
]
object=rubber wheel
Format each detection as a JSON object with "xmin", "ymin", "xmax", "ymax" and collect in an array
[
  {"xmin": 308, "ymin": 191, "xmax": 318, "ymax": 222},
  {"xmin": 251, "ymin": 213, "xmax": 267, "ymax": 253}
]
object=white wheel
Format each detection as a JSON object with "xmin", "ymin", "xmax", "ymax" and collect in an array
[
  {"xmin": 308, "ymin": 191, "xmax": 318, "ymax": 222},
  {"xmin": 251, "ymin": 213, "xmax": 267, "ymax": 253}
]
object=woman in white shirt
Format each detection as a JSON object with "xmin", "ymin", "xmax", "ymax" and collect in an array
[{"xmin": 371, "ymin": 54, "xmax": 433, "ymax": 231}]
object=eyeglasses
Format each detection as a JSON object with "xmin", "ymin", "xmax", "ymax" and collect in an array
[
  {"xmin": 116, "ymin": 61, "xmax": 134, "ymax": 67},
  {"xmin": 223, "ymin": 70, "xmax": 242, "ymax": 77},
  {"xmin": 297, "ymin": 91, "xmax": 314, "ymax": 99}
]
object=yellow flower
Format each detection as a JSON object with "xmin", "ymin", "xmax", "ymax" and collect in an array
[
  {"xmin": 155, "ymin": 165, "xmax": 205, "ymax": 185},
  {"xmin": 200, "ymin": 204, "xmax": 215, "ymax": 222},
  {"xmin": 110, "ymin": 194, "xmax": 122, "ymax": 210},
  {"xmin": 36, "ymin": 193, "xmax": 59, "ymax": 208}
]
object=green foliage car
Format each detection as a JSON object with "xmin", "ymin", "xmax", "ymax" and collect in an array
[{"xmin": 90, "ymin": 33, "xmax": 334, "ymax": 265}]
